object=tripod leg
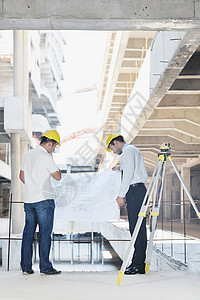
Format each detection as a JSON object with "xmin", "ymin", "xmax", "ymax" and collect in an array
[
  {"xmin": 117, "ymin": 160, "xmax": 163, "ymax": 285},
  {"xmin": 170, "ymin": 159, "xmax": 200, "ymax": 219},
  {"xmin": 145, "ymin": 161, "xmax": 167, "ymax": 274}
]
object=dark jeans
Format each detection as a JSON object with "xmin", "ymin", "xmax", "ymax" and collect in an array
[
  {"xmin": 21, "ymin": 199, "xmax": 55, "ymax": 273},
  {"xmin": 126, "ymin": 184, "xmax": 147, "ymax": 270}
]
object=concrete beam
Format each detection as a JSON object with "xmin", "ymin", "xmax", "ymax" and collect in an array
[
  {"xmin": 178, "ymin": 75, "xmax": 200, "ymax": 79},
  {"xmin": 127, "ymin": 38, "xmax": 152, "ymax": 49},
  {"xmin": 120, "ymin": 67, "xmax": 140, "ymax": 73},
  {"xmin": 142, "ymin": 154, "xmax": 187, "ymax": 166},
  {"xmin": 144, "ymin": 120, "xmax": 200, "ymax": 138},
  {"xmin": 136, "ymin": 146, "xmax": 199, "ymax": 159},
  {"xmin": 150, "ymin": 108, "xmax": 200, "ymax": 125},
  {"xmin": 124, "ymin": 51, "xmax": 145, "ymax": 58},
  {"xmin": 167, "ymin": 90, "xmax": 200, "ymax": 94},
  {"xmin": 1, "ymin": 1, "xmax": 200, "ymax": 30},
  {"xmin": 96, "ymin": 31, "xmax": 130, "ymax": 152},
  {"xmin": 183, "ymin": 157, "xmax": 200, "ymax": 168},
  {"xmin": 141, "ymin": 151, "xmax": 157, "ymax": 163},
  {"xmin": 139, "ymin": 147, "xmax": 188, "ymax": 170},
  {"xmin": 98, "ymin": 32, "xmax": 113, "ymax": 107},
  {"xmin": 129, "ymin": 31, "xmax": 155, "ymax": 39},
  {"xmin": 123, "ymin": 57, "xmax": 144, "ymax": 61},
  {"xmin": 122, "ymin": 61, "xmax": 139, "ymax": 68},
  {"xmin": 158, "ymin": 94, "xmax": 200, "ymax": 107},
  {"xmin": 139, "ymin": 128, "xmax": 200, "ymax": 144},
  {"xmin": 118, "ymin": 74, "xmax": 134, "ymax": 81},
  {"xmin": 133, "ymin": 136, "xmax": 200, "ymax": 153}
]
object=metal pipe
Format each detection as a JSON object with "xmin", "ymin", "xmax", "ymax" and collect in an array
[{"xmin": 7, "ymin": 193, "xmax": 12, "ymax": 271}]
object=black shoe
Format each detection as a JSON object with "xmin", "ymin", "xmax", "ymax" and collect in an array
[
  {"xmin": 40, "ymin": 268, "xmax": 61, "ymax": 276},
  {"xmin": 125, "ymin": 263, "xmax": 133, "ymax": 270},
  {"xmin": 22, "ymin": 269, "xmax": 34, "ymax": 275},
  {"xmin": 125, "ymin": 264, "xmax": 133, "ymax": 272},
  {"xmin": 124, "ymin": 266, "xmax": 145, "ymax": 275}
]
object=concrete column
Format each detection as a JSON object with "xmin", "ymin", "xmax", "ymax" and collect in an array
[
  {"xmin": 181, "ymin": 166, "xmax": 191, "ymax": 223},
  {"xmin": 163, "ymin": 173, "xmax": 172, "ymax": 220},
  {"xmin": 11, "ymin": 30, "xmax": 30, "ymax": 234},
  {"xmin": 22, "ymin": 30, "xmax": 31, "ymax": 156},
  {"xmin": 11, "ymin": 30, "xmax": 23, "ymax": 234},
  {"xmin": 22, "ymin": 31, "xmax": 29, "ymax": 104},
  {"xmin": 11, "ymin": 133, "xmax": 22, "ymax": 234},
  {"xmin": 13, "ymin": 30, "xmax": 23, "ymax": 96},
  {"xmin": 22, "ymin": 31, "xmax": 32, "ymax": 137}
]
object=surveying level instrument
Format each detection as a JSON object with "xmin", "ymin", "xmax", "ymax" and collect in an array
[{"xmin": 117, "ymin": 143, "xmax": 200, "ymax": 286}]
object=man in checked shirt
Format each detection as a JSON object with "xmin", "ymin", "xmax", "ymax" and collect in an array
[{"xmin": 106, "ymin": 134, "xmax": 148, "ymax": 275}]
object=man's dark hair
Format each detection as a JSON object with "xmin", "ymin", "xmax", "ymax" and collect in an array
[
  {"xmin": 109, "ymin": 135, "xmax": 125, "ymax": 147},
  {"xmin": 40, "ymin": 136, "xmax": 57, "ymax": 145}
]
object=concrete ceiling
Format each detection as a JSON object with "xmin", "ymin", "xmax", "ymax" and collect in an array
[
  {"xmin": 134, "ymin": 48, "xmax": 200, "ymax": 172},
  {"xmin": 96, "ymin": 31, "xmax": 200, "ymax": 173},
  {"xmin": 1, "ymin": 1, "xmax": 200, "ymax": 30}
]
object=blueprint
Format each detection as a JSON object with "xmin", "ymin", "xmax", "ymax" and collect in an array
[{"xmin": 53, "ymin": 170, "xmax": 121, "ymax": 230}]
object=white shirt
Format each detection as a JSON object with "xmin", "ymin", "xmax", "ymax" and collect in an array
[
  {"xmin": 21, "ymin": 145, "xmax": 59, "ymax": 203},
  {"xmin": 118, "ymin": 143, "xmax": 148, "ymax": 198}
]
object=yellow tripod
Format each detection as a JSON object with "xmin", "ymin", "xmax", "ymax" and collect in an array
[{"xmin": 117, "ymin": 143, "xmax": 200, "ymax": 285}]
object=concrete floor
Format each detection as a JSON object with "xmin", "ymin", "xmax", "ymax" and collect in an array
[
  {"xmin": 1, "ymin": 227, "xmax": 200, "ymax": 299},
  {"xmin": 0, "ymin": 269, "xmax": 199, "ymax": 300},
  {"xmin": 1, "ymin": 233, "xmax": 200, "ymax": 300}
]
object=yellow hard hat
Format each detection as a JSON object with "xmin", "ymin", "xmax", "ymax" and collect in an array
[
  {"xmin": 41, "ymin": 130, "xmax": 61, "ymax": 146},
  {"xmin": 106, "ymin": 134, "xmax": 124, "ymax": 152}
]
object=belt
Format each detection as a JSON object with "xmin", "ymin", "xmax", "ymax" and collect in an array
[{"xmin": 131, "ymin": 182, "xmax": 144, "ymax": 188}]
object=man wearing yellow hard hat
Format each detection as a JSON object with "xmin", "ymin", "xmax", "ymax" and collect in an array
[
  {"xmin": 19, "ymin": 130, "xmax": 61, "ymax": 275},
  {"xmin": 106, "ymin": 133, "xmax": 148, "ymax": 275}
]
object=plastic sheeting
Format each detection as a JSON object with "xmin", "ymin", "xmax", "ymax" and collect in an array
[{"xmin": 53, "ymin": 170, "xmax": 121, "ymax": 230}]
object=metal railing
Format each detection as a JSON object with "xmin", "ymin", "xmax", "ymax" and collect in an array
[{"xmin": 0, "ymin": 195, "xmax": 200, "ymax": 271}]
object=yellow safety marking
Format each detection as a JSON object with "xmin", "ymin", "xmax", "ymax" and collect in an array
[
  {"xmin": 145, "ymin": 264, "xmax": 150, "ymax": 274},
  {"xmin": 138, "ymin": 213, "xmax": 146, "ymax": 217},
  {"xmin": 197, "ymin": 212, "xmax": 200, "ymax": 217},
  {"xmin": 151, "ymin": 212, "xmax": 159, "ymax": 216},
  {"xmin": 158, "ymin": 155, "xmax": 165, "ymax": 161},
  {"xmin": 117, "ymin": 270, "xmax": 124, "ymax": 286}
]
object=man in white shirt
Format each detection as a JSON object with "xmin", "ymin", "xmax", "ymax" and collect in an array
[
  {"xmin": 106, "ymin": 134, "xmax": 148, "ymax": 275},
  {"xmin": 19, "ymin": 130, "xmax": 61, "ymax": 275}
]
